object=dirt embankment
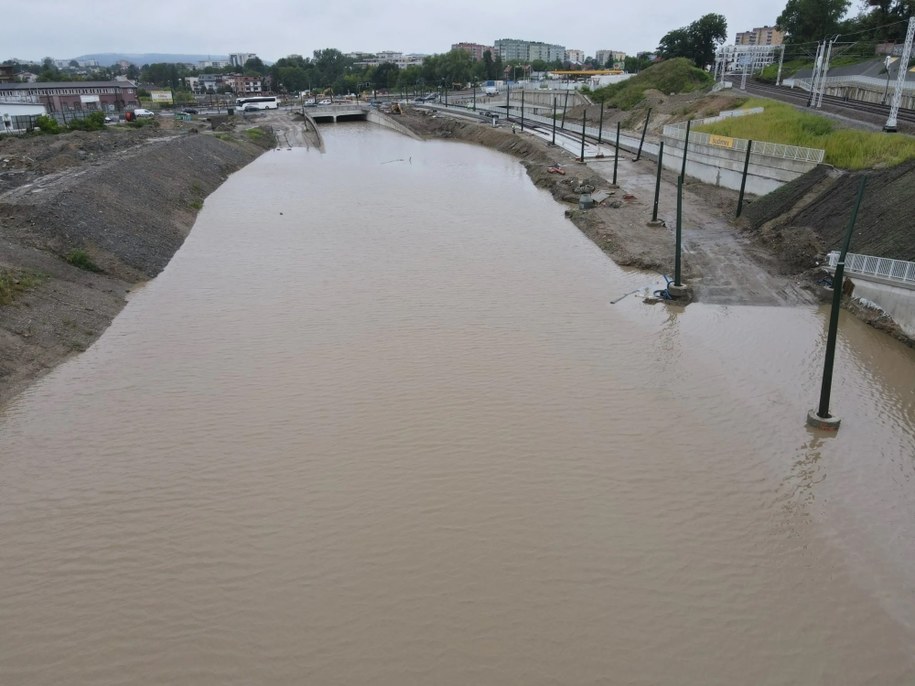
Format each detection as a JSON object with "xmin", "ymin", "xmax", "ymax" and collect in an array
[
  {"xmin": 741, "ymin": 159, "xmax": 915, "ymax": 262},
  {"xmin": 0, "ymin": 122, "xmax": 274, "ymax": 405}
]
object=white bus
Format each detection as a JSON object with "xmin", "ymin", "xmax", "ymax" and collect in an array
[{"xmin": 235, "ymin": 96, "xmax": 279, "ymax": 110}]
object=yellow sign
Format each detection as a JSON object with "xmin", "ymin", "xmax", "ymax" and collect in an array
[
  {"xmin": 708, "ymin": 134, "xmax": 735, "ymax": 148},
  {"xmin": 150, "ymin": 90, "xmax": 174, "ymax": 103}
]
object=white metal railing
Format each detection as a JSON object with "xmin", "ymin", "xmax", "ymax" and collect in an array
[
  {"xmin": 789, "ymin": 75, "xmax": 915, "ymax": 95},
  {"xmin": 662, "ymin": 119, "xmax": 826, "ymax": 164},
  {"xmin": 827, "ymin": 251, "xmax": 915, "ymax": 285}
]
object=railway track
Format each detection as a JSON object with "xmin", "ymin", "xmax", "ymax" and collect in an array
[{"xmin": 734, "ymin": 79, "xmax": 915, "ymax": 129}]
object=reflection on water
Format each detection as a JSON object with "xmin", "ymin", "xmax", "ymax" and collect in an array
[{"xmin": 1, "ymin": 124, "xmax": 914, "ymax": 685}]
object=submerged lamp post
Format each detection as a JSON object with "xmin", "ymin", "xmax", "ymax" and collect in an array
[
  {"xmin": 680, "ymin": 119, "xmax": 692, "ymax": 179},
  {"xmin": 647, "ymin": 141, "xmax": 665, "ymax": 227},
  {"xmin": 635, "ymin": 108, "xmax": 651, "ymax": 161},
  {"xmin": 580, "ymin": 111, "xmax": 587, "ymax": 162},
  {"xmin": 551, "ymin": 97, "xmax": 557, "ymax": 145},
  {"xmin": 736, "ymin": 140, "xmax": 754, "ymax": 218},
  {"xmin": 611, "ymin": 122, "xmax": 620, "ymax": 186},
  {"xmin": 597, "ymin": 101, "xmax": 604, "ymax": 145},
  {"xmin": 807, "ymin": 176, "xmax": 868, "ymax": 431}
]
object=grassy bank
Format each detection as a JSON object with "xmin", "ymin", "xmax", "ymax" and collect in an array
[
  {"xmin": 590, "ymin": 58, "xmax": 713, "ymax": 109},
  {"xmin": 694, "ymin": 98, "xmax": 915, "ymax": 169}
]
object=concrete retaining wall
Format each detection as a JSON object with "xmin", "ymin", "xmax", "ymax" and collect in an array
[
  {"xmin": 366, "ymin": 109, "xmax": 423, "ymax": 140},
  {"xmin": 657, "ymin": 136, "xmax": 820, "ymax": 195},
  {"xmin": 849, "ymin": 277, "xmax": 915, "ymax": 338}
]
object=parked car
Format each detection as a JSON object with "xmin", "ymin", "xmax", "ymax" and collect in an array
[
  {"xmin": 133, "ymin": 108, "xmax": 155, "ymax": 118},
  {"xmin": 182, "ymin": 107, "xmax": 198, "ymax": 114},
  {"xmin": 318, "ymin": 98, "xmax": 333, "ymax": 105}
]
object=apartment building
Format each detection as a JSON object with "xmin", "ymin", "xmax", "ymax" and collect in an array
[
  {"xmin": 565, "ymin": 49, "xmax": 585, "ymax": 65},
  {"xmin": 452, "ymin": 43, "xmax": 496, "ymax": 61},
  {"xmin": 495, "ymin": 39, "xmax": 565, "ymax": 63},
  {"xmin": 229, "ymin": 53, "xmax": 258, "ymax": 68},
  {"xmin": 735, "ymin": 26, "xmax": 784, "ymax": 46},
  {"xmin": 594, "ymin": 50, "xmax": 627, "ymax": 68}
]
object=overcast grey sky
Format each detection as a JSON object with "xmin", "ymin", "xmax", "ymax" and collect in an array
[{"xmin": 10, "ymin": 0, "xmax": 786, "ymax": 62}]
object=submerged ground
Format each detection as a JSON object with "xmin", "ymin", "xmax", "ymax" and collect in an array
[{"xmin": 0, "ymin": 102, "xmax": 912, "ymax": 405}]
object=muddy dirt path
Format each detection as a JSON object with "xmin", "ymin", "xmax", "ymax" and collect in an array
[
  {"xmin": 240, "ymin": 109, "xmax": 321, "ymax": 150},
  {"xmin": 589, "ymin": 157, "xmax": 816, "ymax": 306}
]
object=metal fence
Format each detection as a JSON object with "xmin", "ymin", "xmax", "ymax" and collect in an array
[
  {"xmin": 662, "ymin": 122, "xmax": 826, "ymax": 163},
  {"xmin": 791, "ymin": 75, "xmax": 915, "ymax": 95},
  {"xmin": 1, "ymin": 114, "xmax": 40, "ymax": 135},
  {"xmin": 828, "ymin": 251, "xmax": 915, "ymax": 286},
  {"xmin": 1, "ymin": 108, "xmax": 119, "ymax": 136}
]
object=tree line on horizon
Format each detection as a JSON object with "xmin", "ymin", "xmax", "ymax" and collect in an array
[{"xmin": 5, "ymin": 0, "xmax": 911, "ymax": 94}]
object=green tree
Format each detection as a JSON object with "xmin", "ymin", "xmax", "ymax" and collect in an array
[
  {"xmin": 776, "ymin": 0, "xmax": 851, "ymax": 44},
  {"xmin": 847, "ymin": 0, "xmax": 913, "ymax": 42},
  {"xmin": 482, "ymin": 50, "xmax": 495, "ymax": 79},
  {"xmin": 312, "ymin": 48, "xmax": 353, "ymax": 90},
  {"xmin": 624, "ymin": 53, "xmax": 655, "ymax": 73},
  {"xmin": 657, "ymin": 13, "xmax": 727, "ymax": 69},
  {"xmin": 37, "ymin": 57, "xmax": 62, "ymax": 82},
  {"xmin": 372, "ymin": 62, "xmax": 400, "ymax": 90},
  {"xmin": 243, "ymin": 56, "xmax": 267, "ymax": 75}
]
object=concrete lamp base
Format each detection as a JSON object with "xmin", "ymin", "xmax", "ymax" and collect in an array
[
  {"xmin": 806, "ymin": 409, "xmax": 841, "ymax": 431},
  {"xmin": 646, "ymin": 219, "xmax": 665, "ymax": 228},
  {"xmin": 667, "ymin": 283, "xmax": 690, "ymax": 299}
]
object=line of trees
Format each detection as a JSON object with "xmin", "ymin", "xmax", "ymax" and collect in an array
[{"xmin": 657, "ymin": 1, "xmax": 914, "ymax": 72}]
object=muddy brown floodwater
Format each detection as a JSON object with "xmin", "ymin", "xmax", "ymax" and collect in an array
[{"xmin": 1, "ymin": 123, "xmax": 914, "ymax": 685}]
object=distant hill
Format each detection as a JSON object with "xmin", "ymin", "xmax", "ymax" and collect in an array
[{"xmin": 73, "ymin": 53, "xmax": 230, "ymax": 66}]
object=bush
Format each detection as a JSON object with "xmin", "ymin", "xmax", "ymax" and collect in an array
[
  {"xmin": 35, "ymin": 114, "xmax": 61, "ymax": 134},
  {"xmin": 0, "ymin": 269, "xmax": 44, "ymax": 305},
  {"xmin": 127, "ymin": 118, "xmax": 158, "ymax": 129},
  {"xmin": 64, "ymin": 249, "xmax": 103, "ymax": 273},
  {"xmin": 67, "ymin": 111, "xmax": 107, "ymax": 132}
]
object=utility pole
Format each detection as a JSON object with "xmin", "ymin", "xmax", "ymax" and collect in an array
[
  {"xmin": 885, "ymin": 16, "xmax": 915, "ymax": 132},
  {"xmin": 775, "ymin": 44, "xmax": 786, "ymax": 87},
  {"xmin": 740, "ymin": 54, "xmax": 749, "ymax": 90},
  {"xmin": 816, "ymin": 37, "xmax": 837, "ymax": 108},
  {"xmin": 808, "ymin": 41, "xmax": 823, "ymax": 107}
]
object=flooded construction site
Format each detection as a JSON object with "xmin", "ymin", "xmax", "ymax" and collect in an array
[{"xmin": 1, "ymin": 124, "xmax": 914, "ymax": 684}]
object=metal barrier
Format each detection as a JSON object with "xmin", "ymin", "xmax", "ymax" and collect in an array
[
  {"xmin": 663, "ymin": 110, "xmax": 826, "ymax": 164},
  {"xmin": 662, "ymin": 124, "xmax": 825, "ymax": 163},
  {"xmin": 794, "ymin": 74, "xmax": 915, "ymax": 95},
  {"xmin": 828, "ymin": 250, "xmax": 915, "ymax": 285}
]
